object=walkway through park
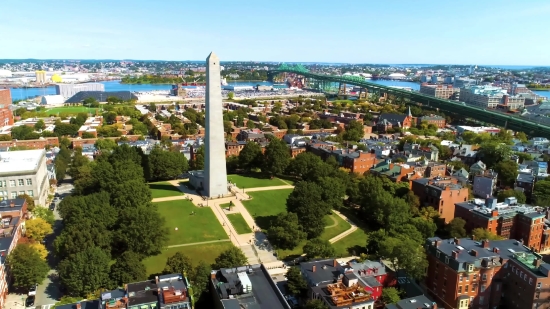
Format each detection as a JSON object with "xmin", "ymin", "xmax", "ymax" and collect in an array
[{"xmin": 152, "ymin": 179, "xmax": 358, "ymax": 264}]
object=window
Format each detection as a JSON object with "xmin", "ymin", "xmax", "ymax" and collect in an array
[
  {"xmin": 9, "ymin": 180, "xmax": 15, "ymax": 187},
  {"xmin": 18, "ymin": 191, "xmax": 24, "ymax": 196},
  {"xmin": 26, "ymin": 179, "xmax": 32, "ymax": 185},
  {"xmin": 27, "ymin": 190, "xmax": 33, "ymax": 197},
  {"xmin": 472, "ymin": 284, "xmax": 477, "ymax": 292},
  {"xmin": 445, "ymin": 257, "xmax": 449, "ymax": 264},
  {"xmin": 10, "ymin": 192, "xmax": 16, "ymax": 199},
  {"xmin": 537, "ymin": 282, "xmax": 542, "ymax": 289},
  {"xmin": 473, "ymin": 274, "xmax": 478, "ymax": 280},
  {"xmin": 0, "ymin": 180, "xmax": 5, "ymax": 187},
  {"xmin": 459, "ymin": 275, "xmax": 463, "ymax": 282},
  {"xmin": 465, "ymin": 285, "xmax": 469, "ymax": 292},
  {"xmin": 482, "ymin": 273, "xmax": 487, "ymax": 281},
  {"xmin": 479, "ymin": 296, "xmax": 485, "ymax": 305},
  {"xmin": 436, "ymin": 251, "xmax": 440, "ymax": 258},
  {"xmin": 495, "ymin": 283, "xmax": 500, "ymax": 291},
  {"xmin": 481, "ymin": 285, "xmax": 486, "ymax": 292},
  {"xmin": 18, "ymin": 179, "xmax": 23, "ymax": 186},
  {"xmin": 458, "ymin": 286, "xmax": 462, "ymax": 293},
  {"xmin": 468, "ymin": 264, "xmax": 474, "ymax": 272}
]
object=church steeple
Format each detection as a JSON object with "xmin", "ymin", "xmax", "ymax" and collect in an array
[{"xmin": 407, "ymin": 106, "xmax": 412, "ymax": 117}]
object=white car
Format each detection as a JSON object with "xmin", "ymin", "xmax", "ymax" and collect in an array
[{"xmin": 28, "ymin": 284, "xmax": 37, "ymax": 296}]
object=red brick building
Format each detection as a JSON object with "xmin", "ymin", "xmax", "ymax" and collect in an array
[
  {"xmin": 425, "ymin": 237, "xmax": 550, "ymax": 309},
  {"xmin": 455, "ymin": 198, "xmax": 546, "ymax": 251},
  {"xmin": 376, "ymin": 111, "xmax": 413, "ymax": 133},
  {"xmin": 410, "ymin": 177, "xmax": 469, "ymax": 223},
  {"xmin": 0, "ymin": 89, "xmax": 14, "ymax": 127},
  {"xmin": 419, "ymin": 114, "xmax": 447, "ymax": 128},
  {"xmin": 342, "ymin": 151, "xmax": 378, "ymax": 174},
  {"xmin": 0, "ymin": 137, "xmax": 59, "ymax": 149}
]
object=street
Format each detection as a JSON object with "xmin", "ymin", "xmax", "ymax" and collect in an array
[{"xmin": 34, "ymin": 182, "xmax": 73, "ymax": 308}]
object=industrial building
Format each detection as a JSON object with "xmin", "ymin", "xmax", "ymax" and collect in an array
[
  {"xmin": 0, "ymin": 149, "xmax": 50, "ymax": 206},
  {"xmin": 420, "ymin": 84, "xmax": 460, "ymax": 100},
  {"xmin": 55, "ymin": 83, "xmax": 105, "ymax": 98},
  {"xmin": 41, "ymin": 95, "xmax": 65, "ymax": 106},
  {"xmin": 35, "ymin": 70, "xmax": 47, "ymax": 84},
  {"xmin": 460, "ymin": 85, "xmax": 525, "ymax": 109},
  {"xmin": 65, "ymin": 91, "xmax": 137, "ymax": 103}
]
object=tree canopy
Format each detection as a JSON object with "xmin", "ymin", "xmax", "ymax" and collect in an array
[
  {"xmin": 25, "ymin": 218, "xmax": 53, "ymax": 242},
  {"xmin": 58, "ymin": 246, "xmax": 111, "ymax": 297},
  {"xmin": 303, "ymin": 238, "xmax": 335, "ymax": 259},
  {"xmin": 263, "ymin": 137, "xmax": 291, "ymax": 176},
  {"xmin": 286, "ymin": 266, "xmax": 308, "ymax": 296},
  {"xmin": 287, "ymin": 181, "xmax": 330, "ymax": 239},
  {"xmin": 267, "ymin": 212, "xmax": 306, "ymax": 250},
  {"xmin": 213, "ymin": 247, "xmax": 248, "ymax": 269},
  {"xmin": 109, "ymin": 251, "xmax": 147, "ymax": 287},
  {"xmin": 7, "ymin": 243, "xmax": 49, "ymax": 289}
]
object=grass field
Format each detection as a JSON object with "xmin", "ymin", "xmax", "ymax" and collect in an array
[
  {"xmin": 155, "ymin": 200, "xmax": 228, "ymax": 246},
  {"xmin": 227, "ymin": 213, "xmax": 252, "ymax": 234},
  {"xmin": 331, "ymin": 228, "xmax": 369, "ymax": 257},
  {"xmin": 142, "ymin": 242, "xmax": 234, "ymax": 275},
  {"xmin": 242, "ymin": 189, "xmax": 293, "ymax": 229},
  {"xmin": 320, "ymin": 214, "xmax": 351, "ymax": 241},
  {"xmin": 46, "ymin": 106, "xmax": 99, "ymax": 115},
  {"xmin": 149, "ymin": 182, "xmax": 183, "ymax": 199},
  {"xmin": 228, "ymin": 174, "xmax": 288, "ymax": 188}
]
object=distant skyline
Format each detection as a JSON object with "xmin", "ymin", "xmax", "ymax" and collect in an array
[{"xmin": 1, "ymin": 0, "xmax": 549, "ymax": 65}]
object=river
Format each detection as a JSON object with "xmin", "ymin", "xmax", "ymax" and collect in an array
[{"xmin": 8, "ymin": 79, "xmax": 548, "ymax": 101}]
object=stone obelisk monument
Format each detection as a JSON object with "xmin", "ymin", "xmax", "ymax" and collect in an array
[{"xmin": 204, "ymin": 52, "xmax": 228, "ymax": 197}]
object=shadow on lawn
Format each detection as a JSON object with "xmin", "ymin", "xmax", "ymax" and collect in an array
[
  {"xmin": 150, "ymin": 183, "xmax": 182, "ymax": 195},
  {"xmin": 254, "ymin": 215, "xmax": 278, "ymax": 230}
]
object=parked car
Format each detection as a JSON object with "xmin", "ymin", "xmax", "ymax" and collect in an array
[
  {"xmin": 49, "ymin": 203, "xmax": 56, "ymax": 211},
  {"xmin": 28, "ymin": 284, "xmax": 37, "ymax": 296},
  {"xmin": 25, "ymin": 295, "xmax": 35, "ymax": 307}
]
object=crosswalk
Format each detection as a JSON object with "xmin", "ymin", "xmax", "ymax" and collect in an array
[{"xmin": 39, "ymin": 304, "xmax": 54, "ymax": 309}]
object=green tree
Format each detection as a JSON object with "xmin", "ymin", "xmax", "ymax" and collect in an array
[
  {"xmin": 191, "ymin": 261, "xmax": 212, "ymax": 299},
  {"xmin": 263, "ymin": 137, "xmax": 291, "ymax": 176},
  {"xmin": 227, "ymin": 92, "xmax": 235, "ymax": 100},
  {"xmin": 533, "ymin": 180, "xmax": 550, "ymax": 206},
  {"xmin": 213, "ymin": 247, "xmax": 247, "ymax": 269},
  {"xmin": 343, "ymin": 120, "xmax": 364, "ymax": 141},
  {"xmin": 285, "ymin": 266, "xmax": 307, "ymax": 296},
  {"xmin": 190, "ymin": 145, "xmax": 205, "ymax": 170},
  {"xmin": 110, "ymin": 251, "xmax": 147, "ymax": 287},
  {"xmin": 494, "ymin": 160, "xmax": 518, "ymax": 187},
  {"xmin": 497, "ymin": 189, "xmax": 526, "ymax": 204},
  {"xmin": 34, "ymin": 119, "xmax": 46, "ymax": 131},
  {"xmin": 267, "ymin": 212, "xmax": 307, "ymax": 250},
  {"xmin": 149, "ymin": 146, "xmax": 189, "ymax": 180},
  {"xmin": 95, "ymin": 138, "xmax": 118, "ymax": 150},
  {"xmin": 58, "ymin": 247, "xmax": 111, "ymax": 297},
  {"xmin": 304, "ymin": 300, "xmax": 329, "ymax": 309},
  {"xmin": 472, "ymin": 228, "xmax": 504, "ymax": 241},
  {"xmin": 286, "ymin": 152, "xmax": 324, "ymax": 179},
  {"xmin": 53, "ymin": 296, "xmax": 83, "ymax": 309},
  {"xmin": 378, "ymin": 235, "xmax": 428, "ymax": 280},
  {"xmin": 25, "ymin": 218, "xmax": 53, "ymax": 242},
  {"xmin": 163, "ymin": 252, "xmax": 193, "ymax": 276},
  {"xmin": 478, "ymin": 141, "xmax": 512, "ymax": 169},
  {"xmin": 7, "ymin": 243, "xmax": 49, "ymax": 289},
  {"xmin": 54, "ymin": 123, "xmax": 80, "ymax": 137},
  {"xmin": 381, "ymin": 287, "xmax": 401, "ymax": 304},
  {"xmin": 303, "ymin": 238, "xmax": 335, "ymax": 259},
  {"xmin": 516, "ymin": 132, "xmax": 528, "ymax": 143},
  {"xmin": 515, "ymin": 152, "xmax": 533, "ymax": 163},
  {"xmin": 226, "ymin": 155, "xmax": 239, "ymax": 173},
  {"xmin": 286, "ymin": 181, "xmax": 330, "ymax": 239},
  {"xmin": 238, "ymin": 142, "xmax": 263, "ymax": 171},
  {"xmin": 446, "ymin": 218, "xmax": 467, "ymax": 238},
  {"xmin": 18, "ymin": 194, "xmax": 35, "ymax": 211}
]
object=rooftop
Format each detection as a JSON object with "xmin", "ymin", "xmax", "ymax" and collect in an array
[
  {"xmin": 385, "ymin": 295, "xmax": 436, "ymax": 309},
  {"xmin": 0, "ymin": 149, "xmax": 44, "ymax": 174},
  {"xmin": 455, "ymin": 198, "xmax": 545, "ymax": 219},
  {"xmin": 212, "ymin": 264, "xmax": 289, "ymax": 309}
]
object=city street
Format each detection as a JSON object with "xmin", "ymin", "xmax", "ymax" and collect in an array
[{"xmin": 34, "ymin": 182, "xmax": 72, "ymax": 308}]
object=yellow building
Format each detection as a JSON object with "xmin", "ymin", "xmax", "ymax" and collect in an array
[
  {"xmin": 35, "ymin": 70, "xmax": 46, "ymax": 84},
  {"xmin": 51, "ymin": 74, "xmax": 62, "ymax": 83}
]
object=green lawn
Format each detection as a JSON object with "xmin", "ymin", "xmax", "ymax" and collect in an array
[
  {"xmin": 149, "ymin": 182, "xmax": 183, "ymax": 199},
  {"xmin": 228, "ymin": 174, "xmax": 287, "ymax": 188},
  {"xmin": 242, "ymin": 189, "xmax": 293, "ymax": 229},
  {"xmin": 46, "ymin": 106, "xmax": 99, "ymax": 115},
  {"xmin": 143, "ymin": 242, "xmax": 234, "ymax": 275},
  {"xmin": 320, "ymin": 214, "xmax": 351, "ymax": 241},
  {"xmin": 227, "ymin": 213, "xmax": 252, "ymax": 234},
  {"xmin": 155, "ymin": 200, "xmax": 228, "ymax": 246},
  {"xmin": 332, "ymin": 228, "xmax": 369, "ymax": 257}
]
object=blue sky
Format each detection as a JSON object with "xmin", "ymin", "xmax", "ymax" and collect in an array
[{"xmin": 1, "ymin": 0, "xmax": 549, "ymax": 65}]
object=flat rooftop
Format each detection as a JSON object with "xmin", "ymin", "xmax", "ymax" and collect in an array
[{"xmin": 0, "ymin": 149, "xmax": 44, "ymax": 174}]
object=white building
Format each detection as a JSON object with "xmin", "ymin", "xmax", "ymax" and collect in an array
[
  {"xmin": 55, "ymin": 83, "xmax": 105, "ymax": 98},
  {"xmin": 0, "ymin": 149, "xmax": 50, "ymax": 206},
  {"xmin": 40, "ymin": 95, "xmax": 65, "ymax": 106},
  {"xmin": 387, "ymin": 73, "xmax": 406, "ymax": 80},
  {"xmin": 0, "ymin": 70, "xmax": 12, "ymax": 78}
]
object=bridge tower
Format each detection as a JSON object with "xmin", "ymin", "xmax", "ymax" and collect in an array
[
  {"xmin": 338, "ymin": 82, "xmax": 347, "ymax": 96},
  {"xmin": 358, "ymin": 88, "xmax": 367, "ymax": 100}
]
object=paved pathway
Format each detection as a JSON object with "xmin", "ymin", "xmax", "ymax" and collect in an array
[
  {"xmin": 167, "ymin": 239, "xmax": 230, "ymax": 248},
  {"xmin": 324, "ymin": 215, "xmax": 338, "ymax": 229},
  {"xmin": 158, "ymin": 180, "xmax": 359, "ymax": 264}
]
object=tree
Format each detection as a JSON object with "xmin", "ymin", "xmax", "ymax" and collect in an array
[
  {"xmin": 226, "ymin": 155, "xmax": 239, "ymax": 173},
  {"xmin": 304, "ymin": 299, "xmax": 329, "ymax": 309},
  {"xmin": 446, "ymin": 218, "xmax": 467, "ymax": 238},
  {"xmin": 163, "ymin": 252, "xmax": 193, "ymax": 276},
  {"xmin": 303, "ymin": 238, "xmax": 335, "ymax": 259},
  {"xmin": 191, "ymin": 261, "xmax": 212, "ymax": 299},
  {"xmin": 494, "ymin": 160, "xmax": 518, "ymax": 187},
  {"xmin": 54, "ymin": 123, "xmax": 79, "ymax": 137},
  {"xmin": 343, "ymin": 120, "xmax": 364, "ymax": 141},
  {"xmin": 472, "ymin": 228, "xmax": 504, "ymax": 241},
  {"xmin": 213, "ymin": 247, "xmax": 247, "ymax": 269},
  {"xmin": 148, "ymin": 146, "xmax": 189, "ymax": 180},
  {"xmin": 533, "ymin": 180, "xmax": 550, "ymax": 206},
  {"xmin": 285, "ymin": 266, "xmax": 308, "ymax": 296},
  {"xmin": 110, "ymin": 251, "xmax": 147, "ymax": 287},
  {"xmin": 58, "ymin": 247, "xmax": 111, "ymax": 297},
  {"xmin": 29, "ymin": 243, "xmax": 48, "ymax": 260},
  {"xmin": 95, "ymin": 138, "xmax": 118, "ymax": 150},
  {"xmin": 497, "ymin": 189, "xmax": 526, "ymax": 204},
  {"xmin": 381, "ymin": 287, "xmax": 401, "ymax": 304},
  {"xmin": 286, "ymin": 152, "xmax": 324, "ymax": 180},
  {"xmin": 263, "ymin": 137, "xmax": 291, "ymax": 176},
  {"xmin": 238, "ymin": 142, "xmax": 263, "ymax": 171},
  {"xmin": 287, "ymin": 181, "xmax": 330, "ymax": 239},
  {"xmin": 516, "ymin": 132, "xmax": 528, "ymax": 143},
  {"xmin": 378, "ymin": 235, "xmax": 428, "ymax": 280},
  {"xmin": 267, "ymin": 212, "xmax": 307, "ymax": 250},
  {"xmin": 478, "ymin": 141, "xmax": 512, "ymax": 169},
  {"xmin": 190, "ymin": 145, "xmax": 205, "ymax": 170},
  {"xmin": 25, "ymin": 218, "xmax": 53, "ymax": 242},
  {"xmin": 7, "ymin": 243, "xmax": 49, "ymax": 289},
  {"xmin": 53, "ymin": 296, "xmax": 83, "ymax": 308},
  {"xmin": 0, "ymin": 134, "xmax": 11, "ymax": 141},
  {"xmin": 32, "ymin": 207, "xmax": 55, "ymax": 226},
  {"xmin": 227, "ymin": 92, "xmax": 235, "ymax": 100},
  {"xmin": 18, "ymin": 194, "xmax": 35, "ymax": 211},
  {"xmin": 34, "ymin": 119, "xmax": 46, "ymax": 131}
]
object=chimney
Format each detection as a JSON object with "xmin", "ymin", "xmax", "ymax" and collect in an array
[
  {"xmin": 482, "ymin": 239, "xmax": 490, "ymax": 248},
  {"xmin": 493, "ymin": 247, "xmax": 500, "ymax": 254},
  {"xmin": 519, "ymin": 239, "xmax": 524, "ymax": 246},
  {"xmin": 333, "ymin": 259, "xmax": 338, "ymax": 268},
  {"xmin": 470, "ymin": 249, "xmax": 478, "ymax": 257},
  {"xmin": 76, "ymin": 303, "xmax": 81, "ymax": 309},
  {"xmin": 454, "ymin": 238, "xmax": 460, "ymax": 245},
  {"xmin": 210, "ymin": 270, "xmax": 217, "ymax": 279},
  {"xmin": 452, "ymin": 250, "xmax": 459, "ymax": 259},
  {"xmin": 434, "ymin": 240, "xmax": 441, "ymax": 247},
  {"xmin": 312, "ymin": 265, "xmax": 316, "ymax": 272},
  {"xmin": 432, "ymin": 304, "xmax": 438, "ymax": 309},
  {"xmin": 155, "ymin": 275, "xmax": 159, "ymax": 284},
  {"xmin": 533, "ymin": 258, "xmax": 542, "ymax": 268},
  {"xmin": 471, "ymin": 235, "xmax": 476, "ymax": 241}
]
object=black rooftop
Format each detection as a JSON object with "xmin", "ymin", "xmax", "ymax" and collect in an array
[
  {"xmin": 300, "ymin": 259, "xmax": 344, "ymax": 286},
  {"xmin": 385, "ymin": 295, "xmax": 435, "ymax": 309},
  {"xmin": 127, "ymin": 279, "xmax": 158, "ymax": 306},
  {"xmin": 66, "ymin": 91, "xmax": 137, "ymax": 103}
]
